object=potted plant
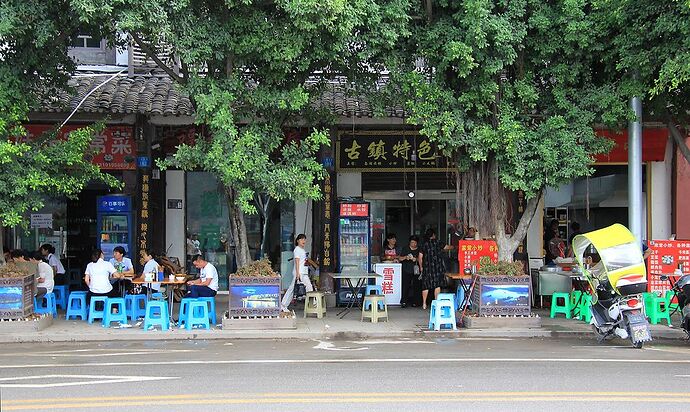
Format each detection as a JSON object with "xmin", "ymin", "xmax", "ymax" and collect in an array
[{"xmin": 0, "ymin": 262, "xmax": 53, "ymax": 332}]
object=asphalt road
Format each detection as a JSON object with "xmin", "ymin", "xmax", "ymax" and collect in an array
[{"xmin": 0, "ymin": 336, "xmax": 689, "ymax": 411}]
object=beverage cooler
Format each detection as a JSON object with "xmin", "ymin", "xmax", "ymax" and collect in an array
[
  {"xmin": 97, "ymin": 195, "xmax": 133, "ymax": 261},
  {"xmin": 336, "ymin": 201, "xmax": 371, "ymax": 305}
]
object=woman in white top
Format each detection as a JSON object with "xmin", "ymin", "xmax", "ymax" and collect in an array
[
  {"xmin": 84, "ymin": 249, "xmax": 118, "ymax": 305},
  {"xmin": 30, "ymin": 252, "xmax": 54, "ymax": 298},
  {"xmin": 280, "ymin": 234, "xmax": 314, "ymax": 312}
]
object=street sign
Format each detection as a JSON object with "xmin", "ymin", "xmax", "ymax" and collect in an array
[{"xmin": 30, "ymin": 214, "xmax": 52, "ymax": 229}]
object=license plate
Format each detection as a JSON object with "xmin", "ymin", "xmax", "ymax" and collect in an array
[{"xmin": 630, "ymin": 323, "xmax": 651, "ymax": 342}]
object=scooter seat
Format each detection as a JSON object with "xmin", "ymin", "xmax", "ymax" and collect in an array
[{"xmin": 616, "ymin": 274, "xmax": 647, "ymax": 295}]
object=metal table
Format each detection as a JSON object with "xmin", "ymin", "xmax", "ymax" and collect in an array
[
  {"xmin": 331, "ymin": 273, "xmax": 382, "ymax": 318},
  {"xmin": 132, "ymin": 278, "xmax": 187, "ymax": 324},
  {"xmin": 445, "ymin": 273, "xmax": 472, "ymax": 309}
]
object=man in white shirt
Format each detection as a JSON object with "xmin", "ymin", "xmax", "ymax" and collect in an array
[
  {"xmin": 186, "ymin": 255, "xmax": 218, "ymax": 298},
  {"xmin": 40, "ymin": 244, "xmax": 66, "ymax": 285},
  {"xmin": 84, "ymin": 249, "xmax": 118, "ymax": 305},
  {"xmin": 30, "ymin": 252, "xmax": 54, "ymax": 298}
]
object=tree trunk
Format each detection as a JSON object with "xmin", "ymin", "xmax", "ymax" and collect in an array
[
  {"xmin": 668, "ymin": 119, "xmax": 690, "ymax": 165},
  {"xmin": 226, "ymin": 187, "xmax": 252, "ymax": 268},
  {"xmin": 256, "ymin": 195, "xmax": 275, "ymax": 259},
  {"xmin": 0, "ymin": 227, "xmax": 5, "ymax": 266}
]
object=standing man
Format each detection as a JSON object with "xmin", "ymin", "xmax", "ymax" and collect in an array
[
  {"xmin": 186, "ymin": 254, "xmax": 218, "ymax": 298},
  {"xmin": 40, "ymin": 244, "xmax": 65, "ymax": 285}
]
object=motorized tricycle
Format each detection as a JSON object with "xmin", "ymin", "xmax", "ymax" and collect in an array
[{"xmin": 572, "ymin": 224, "xmax": 652, "ymax": 348}]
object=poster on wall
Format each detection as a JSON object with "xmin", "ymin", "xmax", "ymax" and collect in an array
[
  {"xmin": 458, "ymin": 240, "xmax": 499, "ymax": 272},
  {"xmin": 373, "ymin": 263, "xmax": 401, "ymax": 305},
  {"xmin": 647, "ymin": 240, "xmax": 690, "ymax": 294}
]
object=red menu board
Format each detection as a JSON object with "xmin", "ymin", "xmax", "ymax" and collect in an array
[
  {"xmin": 340, "ymin": 203, "xmax": 369, "ymax": 217},
  {"xmin": 647, "ymin": 240, "xmax": 690, "ymax": 294},
  {"xmin": 458, "ymin": 240, "xmax": 499, "ymax": 271},
  {"xmin": 22, "ymin": 124, "xmax": 136, "ymax": 170}
]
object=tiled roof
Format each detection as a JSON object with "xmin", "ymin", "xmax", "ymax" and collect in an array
[{"xmin": 39, "ymin": 73, "xmax": 405, "ymax": 118}]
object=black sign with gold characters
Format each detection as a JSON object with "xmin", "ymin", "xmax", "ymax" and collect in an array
[
  {"xmin": 336, "ymin": 131, "xmax": 453, "ymax": 172},
  {"xmin": 321, "ymin": 173, "xmax": 335, "ymax": 271},
  {"xmin": 138, "ymin": 171, "xmax": 151, "ymax": 257}
]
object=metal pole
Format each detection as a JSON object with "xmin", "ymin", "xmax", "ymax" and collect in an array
[{"xmin": 628, "ymin": 96, "xmax": 643, "ymax": 243}]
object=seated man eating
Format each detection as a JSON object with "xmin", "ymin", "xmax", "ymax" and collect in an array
[{"xmin": 186, "ymin": 254, "xmax": 218, "ymax": 298}]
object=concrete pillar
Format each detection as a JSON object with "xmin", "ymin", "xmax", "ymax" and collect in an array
[{"xmin": 165, "ymin": 170, "xmax": 186, "ymax": 261}]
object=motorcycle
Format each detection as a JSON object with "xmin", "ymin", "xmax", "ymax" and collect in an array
[
  {"xmin": 573, "ymin": 224, "xmax": 652, "ymax": 348},
  {"xmin": 662, "ymin": 270, "xmax": 690, "ymax": 339}
]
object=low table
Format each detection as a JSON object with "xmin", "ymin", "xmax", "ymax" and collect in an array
[
  {"xmin": 331, "ymin": 273, "xmax": 382, "ymax": 318},
  {"xmin": 445, "ymin": 273, "xmax": 472, "ymax": 309},
  {"xmin": 132, "ymin": 277, "xmax": 187, "ymax": 324}
]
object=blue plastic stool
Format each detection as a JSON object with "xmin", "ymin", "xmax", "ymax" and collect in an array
[
  {"xmin": 125, "ymin": 294, "xmax": 147, "ymax": 320},
  {"xmin": 185, "ymin": 300, "xmax": 210, "ymax": 330},
  {"xmin": 455, "ymin": 285, "xmax": 465, "ymax": 310},
  {"xmin": 437, "ymin": 293, "xmax": 456, "ymax": 310},
  {"xmin": 197, "ymin": 297, "xmax": 217, "ymax": 325},
  {"xmin": 428, "ymin": 299, "xmax": 457, "ymax": 331},
  {"xmin": 88, "ymin": 296, "xmax": 109, "ymax": 324},
  {"xmin": 102, "ymin": 298, "xmax": 128, "ymax": 327},
  {"xmin": 364, "ymin": 285, "xmax": 384, "ymax": 310},
  {"xmin": 178, "ymin": 298, "xmax": 197, "ymax": 328},
  {"xmin": 52, "ymin": 285, "xmax": 69, "ymax": 310},
  {"xmin": 34, "ymin": 292, "xmax": 58, "ymax": 317},
  {"xmin": 65, "ymin": 292, "xmax": 88, "ymax": 320},
  {"xmin": 151, "ymin": 292, "xmax": 165, "ymax": 300},
  {"xmin": 144, "ymin": 300, "xmax": 170, "ymax": 331}
]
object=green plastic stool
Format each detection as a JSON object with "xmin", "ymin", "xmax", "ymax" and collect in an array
[
  {"xmin": 576, "ymin": 294, "xmax": 593, "ymax": 323},
  {"xmin": 665, "ymin": 290, "xmax": 679, "ymax": 313},
  {"xmin": 570, "ymin": 290, "xmax": 583, "ymax": 307},
  {"xmin": 550, "ymin": 292, "xmax": 573, "ymax": 319},
  {"xmin": 643, "ymin": 292, "xmax": 671, "ymax": 326}
]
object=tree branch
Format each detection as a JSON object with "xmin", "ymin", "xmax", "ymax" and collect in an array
[
  {"xmin": 667, "ymin": 118, "xmax": 690, "ymax": 165},
  {"xmin": 130, "ymin": 32, "xmax": 186, "ymax": 85}
]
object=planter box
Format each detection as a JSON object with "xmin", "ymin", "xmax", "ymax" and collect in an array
[
  {"xmin": 228, "ymin": 275, "xmax": 281, "ymax": 318},
  {"xmin": 222, "ymin": 314, "xmax": 296, "ymax": 330},
  {"xmin": 462, "ymin": 315, "xmax": 541, "ymax": 329},
  {"xmin": 0, "ymin": 272, "xmax": 37, "ymax": 320},
  {"xmin": 0, "ymin": 314, "xmax": 53, "ymax": 333},
  {"xmin": 470, "ymin": 274, "xmax": 531, "ymax": 316}
]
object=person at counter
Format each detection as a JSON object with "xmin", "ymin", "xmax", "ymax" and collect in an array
[
  {"xmin": 400, "ymin": 235, "xmax": 421, "ymax": 308},
  {"xmin": 381, "ymin": 233, "xmax": 402, "ymax": 262},
  {"xmin": 567, "ymin": 222, "xmax": 582, "ymax": 257},
  {"xmin": 544, "ymin": 219, "xmax": 564, "ymax": 265}
]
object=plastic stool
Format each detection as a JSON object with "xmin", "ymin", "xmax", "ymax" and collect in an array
[
  {"xmin": 361, "ymin": 295, "xmax": 388, "ymax": 323},
  {"xmin": 428, "ymin": 299, "xmax": 457, "ymax": 330},
  {"xmin": 364, "ymin": 285, "xmax": 384, "ymax": 310},
  {"xmin": 455, "ymin": 285, "xmax": 466, "ymax": 310},
  {"xmin": 550, "ymin": 292, "xmax": 573, "ymax": 319},
  {"xmin": 151, "ymin": 292, "xmax": 165, "ymax": 300},
  {"xmin": 185, "ymin": 300, "xmax": 210, "ymax": 330},
  {"xmin": 34, "ymin": 292, "xmax": 58, "ymax": 317},
  {"xmin": 125, "ymin": 294, "xmax": 147, "ymax": 320},
  {"xmin": 570, "ymin": 290, "xmax": 583, "ymax": 307},
  {"xmin": 178, "ymin": 298, "xmax": 197, "ymax": 328},
  {"xmin": 304, "ymin": 292, "xmax": 327, "ymax": 318},
  {"xmin": 88, "ymin": 296, "xmax": 109, "ymax": 324},
  {"xmin": 197, "ymin": 296, "xmax": 217, "ymax": 325},
  {"xmin": 65, "ymin": 292, "xmax": 88, "ymax": 320},
  {"xmin": 437, "ymin": 293, "xmax": 456, "ymax": 309},
  {"xmin": 143, "ymin": 300, "xmax": 170, "ymax": 331},
  {"xmin": 643, "ymin": 292, "xmax": 671, "ymax": 326},
  {"xmin": 102, "ymin": 298, "xmax": 128, "ymax": 327},
  {"xmin": 53, "ymin": 285, "xmax": 69, "ymax": 310},
  {"xmin": 576, "ymin": 294, "xmax": 593, "ymax": 323}
]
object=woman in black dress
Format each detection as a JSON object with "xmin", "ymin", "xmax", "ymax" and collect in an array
[
  {"xmin": 400, "ymin": 235, "xmax": 421, "ymax": 308},
  {"xmin": 418, "ymin": 228, "xmax": 455, "ymax": 309}
]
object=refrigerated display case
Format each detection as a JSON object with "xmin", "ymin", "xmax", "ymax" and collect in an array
[
  {"xmin": 97, "ymin": 195, "xmax": 133, "ymax": 261},
  {"xmin": 337, "ymin": 202, "xmax": 371, "ymax": 305}
]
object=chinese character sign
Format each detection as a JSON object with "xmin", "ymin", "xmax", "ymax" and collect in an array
[
  {"xmin": 340, "ymin": 203, "xmax": 369, "ymax": 217},
  {"xmin": 374, "ymin": 263, "xmax": 401, "ymax": 305},
  {"xmin": 647, "ymin": 240, "xmax": 690, "ymax": 294},
  {"xmin": 321, "ymin": 173, "xmax": 335, "ymax": 270},
  {"xmin": 24, "ymin": 125, "xmax": 136, "ymax": 170},
  {"xmin": 458, "ymin": 240, "xmax": 499, "ymax": 272}
]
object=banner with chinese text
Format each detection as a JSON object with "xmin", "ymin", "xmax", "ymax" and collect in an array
[
  {"xmin": 458, "ymin": 240, "xmax": 499, "ymax": 271},
  {"xmin": 647, "ymin": 240, "xmax": 690, "ymax": 294},
  {"xmin": 24, "ymin": 124, "xmax": 136, "ymax": 170},
  {"xmin": 336, "ymin": 132, "xmax": 453, "ymax": 172}
]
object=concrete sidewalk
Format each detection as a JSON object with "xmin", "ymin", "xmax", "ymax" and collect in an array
[{"xmin": 1, "ymin": 294, "xmax": 687, "ymax": 343}]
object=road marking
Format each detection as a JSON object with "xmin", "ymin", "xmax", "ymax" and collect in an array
[
  {"xmin": 346, "ymin": 339, "xmax": 432, "ymax": 345},
  {"xmin": 2, "ymin": 392, "xmax": 689, "ymax": 410},
  {"xmin": 2, "ymin": 356, "xmax": 690, "ymax": 370},
  {"xmin": 0, "ymin": 374, "xmax": 177, "ymax": 388},
  {"xmin": 675, "ymin": 375, "xmax": 690, "ymax": 378},
  {"xmin": 313, "ymin": 341, "xmax": 368, "ymax": 351},
  {"xmin": 0, "ymin": 349, "xmax": 195, "ymax": 358}
]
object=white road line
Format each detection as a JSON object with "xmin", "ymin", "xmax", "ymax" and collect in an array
[
  {"xmin": 313, "ymin": 341, "xmax": 368, "ymax": 351},
  {"xmin": 346, "ymin": 340, "xmax": 432, "ymax": 345},
  {"xmin": 1, "ymin": 357, "xmax": 690, "ymax": 370},
  {"xmin": 0, "ymin": 349, "xmax": 195, "ymax": 357},
  {"xmin": 0, "ymin": 374, "xmax": 178, "ymax": 388}
]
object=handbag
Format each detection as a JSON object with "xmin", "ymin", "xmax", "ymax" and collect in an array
[{"xmin": 294, "ymin": 282, "xmax": 307, "ymax": 298}]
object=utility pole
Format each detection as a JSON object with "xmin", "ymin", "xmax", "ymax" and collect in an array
[{"xmin": 628, "ymin": 96, "xmax": 644, "ymax": 243}]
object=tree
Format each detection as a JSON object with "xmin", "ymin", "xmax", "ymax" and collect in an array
[
  {"xmin": 381, "ymin": 1, "xmax": 619, "ymax": 260},
  {"xmin": 595, "ymin": 0, "xmax": 690, "ymax": 164},
  {"xmin": 71, "ymin": 0, "xmax": 410, "ymax": 267},
  {"xmin": 0, "ymin": 2, "xmax": 121, "ymax": 265}
]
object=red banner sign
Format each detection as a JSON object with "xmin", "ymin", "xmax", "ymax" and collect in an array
[
  {"xmin": 340, "ymin": 203, "xmax": 369, "ymax": 217},
  {"xmin": 647, "ymin": 240, "xmax": 690, "ymax": 294},
  {"xmin": 458, "ymin": 240, "xmax": 499, "ymax": 271},
  {"xmin": 23, "ymin": 124, "xmax": 136, "ymax": 170},
  {"xmin": 594, "ymin": 128, "xmax": 668, "ymax": 163}
]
